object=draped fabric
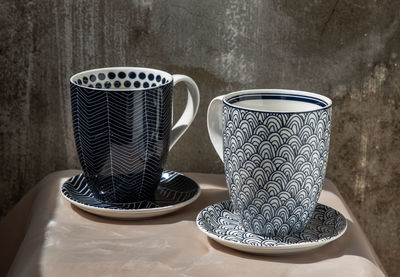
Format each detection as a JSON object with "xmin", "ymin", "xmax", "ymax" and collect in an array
[{"xmin": 2, "ymin": 170, "xmax": 385, "ymax": 277}]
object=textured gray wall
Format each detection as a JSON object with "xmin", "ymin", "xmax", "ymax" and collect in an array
[{"xmin": 1, "ymin": 0, "xmax": 399, "ymax": 275}]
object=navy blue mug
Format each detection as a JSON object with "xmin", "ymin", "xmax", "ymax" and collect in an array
[{"xmin": 70, "ymin": 67, "xmax": 199, "ymax": 204}]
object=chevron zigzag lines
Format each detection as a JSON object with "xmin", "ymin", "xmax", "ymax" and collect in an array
[
  {"xmin": 71, "ymin": 84, "xmax": 86, "ymax": 171},
  {"xmin": 105, "ymin": 90, "xmax": 116, "ymax": 201},
  {"xmin": 102, "ymin": 85, "xmax": 173, "ymax": 202},
  {"xmin": 72, "ymin": 83, "xmax": 113, "ymax": 199},
  {"xmin": 139, "ymin": 87, "xmax": 151, "ymax": 200},
  {"xmin": 62, "ymin": 170, "xmax": 200, "ymax": 211},
  {"xmin": 71, "ymin": 79, "xmax": 177, "ymax": 203}
]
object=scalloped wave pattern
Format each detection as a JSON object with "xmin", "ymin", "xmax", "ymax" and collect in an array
[
  {"xmin": 197, "ymin": 200, "xmax": 346, "ymax": 246},
  {"xmin": 223, "ymin": 105, "xmax": 331, "ymax": 236}
]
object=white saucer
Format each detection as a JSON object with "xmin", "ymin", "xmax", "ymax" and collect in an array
[
  {"xmin": 61, "ymin": 170, "xmax": 200, "ymax": 219},
  {"xmin": 196, "ymin": 200, "xmax": 347, "ymax": 255}
]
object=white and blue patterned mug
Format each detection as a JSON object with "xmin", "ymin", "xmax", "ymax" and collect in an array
[
  {"xmin": 207, "ymin": 89, "xmax": 332, "ymax": 236},
  {"xmin": 70, "ymin": 67, "xmax": 199, "ymax": 204}
]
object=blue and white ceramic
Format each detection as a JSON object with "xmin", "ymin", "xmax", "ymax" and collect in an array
[
  {"xmin": 207, "ymin": 89, "xmax": 332, "ymax": 236},
  {"xmin": 61, "ymin": 170, "xmax": 200, "ymax": 219},
  {"xmin": 196, "ymin": 200, "xmax": 346, "ymax": 255},
  {"xmin": 70, "ymin": 67, "xmax": 199, "ymax": 204}
]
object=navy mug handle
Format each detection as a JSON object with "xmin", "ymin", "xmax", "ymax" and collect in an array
[{"xmin": 169, "ymin": 74, "xmax": 200, "ymax": 150}]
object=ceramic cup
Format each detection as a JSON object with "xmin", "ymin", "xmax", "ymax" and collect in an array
[
  {"xmin": 70, "ymin": 67, "xmax": 199, "ymax": 204},
  {"xmin": 207, "ymin": 89, "xmax": 332, "ymax": 236}
]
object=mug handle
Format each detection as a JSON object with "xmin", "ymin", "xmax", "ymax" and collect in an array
[
  {"xmin": 169, "ymin": 74, "xmax": 200, "ymax": 150},
  {"xmin": 207, "ymin": 95, "xmax": 224, "ymax": 161}
]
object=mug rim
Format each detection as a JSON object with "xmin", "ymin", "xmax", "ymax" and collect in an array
[
  {"xmin": 70, "ymin": 66, "xmax": 173, "ymax": 91},
  {"xmin": 222, "ymin": 89, "xmax": 332, "ymax": 113}
]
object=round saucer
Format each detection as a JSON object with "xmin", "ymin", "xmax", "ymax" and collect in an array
[
  {"xmin": 61, "ymin": 170, "xmax": 200, "ymax": 219},
  {"xmin": 196, "ymin": 200, "xmax": 347, "ymax": 255}
]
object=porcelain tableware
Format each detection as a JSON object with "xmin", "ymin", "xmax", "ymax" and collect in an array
[
  {"xmin": 70, "ymin": 67, "xmax": 199, "ymax": 204},
  {"xmin": 196, "ymin": 200, "xmax": 346, "ymax": 255},
  {"xmin": 61, "ymin": 170, "xmax": 200, "ymax": 219},
  {"xmin": 207, "ymin": 89, "xmax": 332, "ymax": 236}
]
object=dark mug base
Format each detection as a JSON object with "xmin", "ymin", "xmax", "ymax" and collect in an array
[{"xmin": 84, "ymin": 171, "xmax": 162, "ymax": 204}]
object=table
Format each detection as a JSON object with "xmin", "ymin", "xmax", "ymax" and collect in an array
[{"xmin": 1, "ymin": 170, "xmax": 387, "ymax": 276}]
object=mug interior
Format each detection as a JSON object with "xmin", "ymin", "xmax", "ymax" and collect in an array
[
  {"xmin": 70, "ymin": 67, "xmax": 173, "ymax": 90},
  {"xmin": 225, "ymin": 89, "xmax": 331, "ymax": 113}
]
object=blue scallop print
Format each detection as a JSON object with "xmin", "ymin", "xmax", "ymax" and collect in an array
[
  {"xmin": 196, "ymin": 200, "xmax": 347, "ymax": 248},
  {"xmin": 222, "ymin": 103, "xmax": 331, "ymax": 237}
]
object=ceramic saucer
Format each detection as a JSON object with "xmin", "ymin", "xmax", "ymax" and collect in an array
[
  {"xmin": 61, "ymin": 170, "xmax": 200, "ymax": 219},
  {"xmin": 196, "ymin": 200, "xmax": 347, "ymax": 255}
]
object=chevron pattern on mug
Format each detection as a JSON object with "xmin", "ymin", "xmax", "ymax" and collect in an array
[{"xmin": 70, "ymin": 67, "xmax": 200, "ymax": 204}]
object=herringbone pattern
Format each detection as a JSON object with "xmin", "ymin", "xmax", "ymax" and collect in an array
[
  {"xmin": 70, "ymin": 82, "xmax": 173, "ymax": 203},
  {"xmin": 61, "ymin": 171, "xmax": 200, "ymax": 209}
]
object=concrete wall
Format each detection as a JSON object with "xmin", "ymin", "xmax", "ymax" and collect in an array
[{"xmin": 1, "ymin": 0, "xmax": 399, "ymax": 275}]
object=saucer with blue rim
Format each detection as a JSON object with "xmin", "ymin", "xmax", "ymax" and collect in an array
[
  {"xmin": 196, "ymin": 200, "xmax": 347, "ymax": 255},
  {"xmin": 61, "ymin": 170, "xmax": 200, "ymax": 219}
]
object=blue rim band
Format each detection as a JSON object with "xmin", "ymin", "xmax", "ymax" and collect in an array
[{"xmin": 227, "ymin": 93, "xmax": 328, "ymax": 108}]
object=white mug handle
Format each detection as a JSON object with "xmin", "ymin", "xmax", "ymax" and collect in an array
[
  {"xmin": 169, "ymin": 74, "xmax": 200, "ymax": 150},
  {"xmin": 207, "ymin": 95, "xmax": 224, "ymax": 161}
]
